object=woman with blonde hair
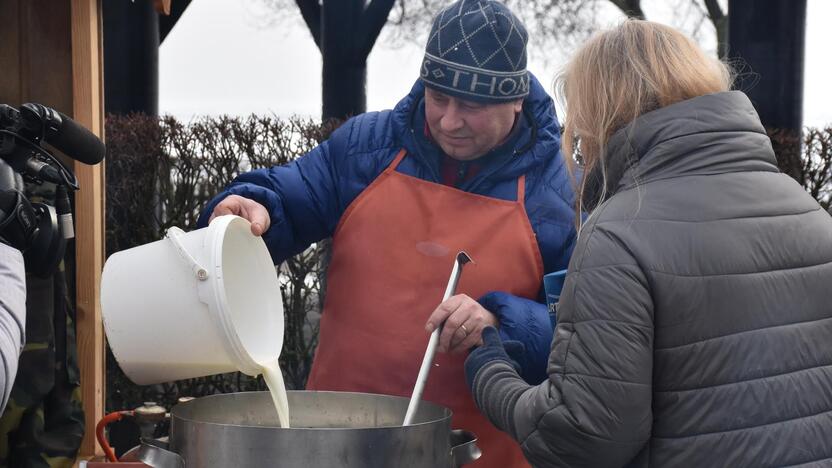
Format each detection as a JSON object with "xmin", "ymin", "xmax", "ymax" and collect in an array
[{"xmin": 464, "ymin": 20, "xmax": 832, "ymax": 467}]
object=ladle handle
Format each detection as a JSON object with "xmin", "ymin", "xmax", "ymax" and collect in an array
[
  {"xmin": 403, "ymin": 252, "xmax": 473, "ymax": 426},
  {"xmin": 403, "ymin": 327, "xmax": 441, "ymax": 425}
]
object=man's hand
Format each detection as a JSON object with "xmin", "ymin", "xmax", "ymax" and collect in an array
[
  {"xmin": 425, "ymin": 294, "xmax": 498, "ymax": 354},
  {"xmin": 209, "ymin": 195, "xmax": 270, "ymax": 236}
]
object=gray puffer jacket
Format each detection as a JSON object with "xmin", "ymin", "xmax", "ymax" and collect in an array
[{"xmin": 471, "ymin": 91, "xmax": 832, "ymax": 467}]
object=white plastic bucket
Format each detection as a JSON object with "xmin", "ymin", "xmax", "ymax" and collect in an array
[{"xmin": 101, "ymin": 215, "xmax": 284, "ymax": 385}]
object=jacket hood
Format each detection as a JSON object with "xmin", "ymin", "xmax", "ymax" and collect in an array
[
  {"xmin": 390, "ymin": 72, "xmax": 562, "ymax": 185},
  {"xmin": 585, "ymin": 91, "xmax": 779, "ymax": 207}
]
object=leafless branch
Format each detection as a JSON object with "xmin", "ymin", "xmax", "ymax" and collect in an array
[
  {"xmin": 359, "ymin": 0, "xmax": 397, "ymax": 57},
  {"xmin": 702, "ymin": 0, "xmax": 725, "ymax": 22},
  {"xmin": 608, "ymin": 0, "xmax": 645, "ymax": 19},
  {"xmin": 296, "ymin": 0, "xmax": 322, "ymax": 50}
]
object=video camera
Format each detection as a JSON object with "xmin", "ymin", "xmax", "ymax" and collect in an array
[{"xmin": 0, "ymin": 103, "xmax": 105, "ymax": 277}]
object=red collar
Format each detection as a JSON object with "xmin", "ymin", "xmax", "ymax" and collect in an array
[{"xmin": 424, "ymin": 122, "xmax": 482, "ymax": 187}]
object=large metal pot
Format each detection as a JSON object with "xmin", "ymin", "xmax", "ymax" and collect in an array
[{"xmin": 167, "ymin": 391, "xmax": 480, "ymax": 467}]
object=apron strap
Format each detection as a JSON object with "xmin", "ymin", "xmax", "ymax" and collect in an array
[
  {"xmin": 517, "ymin": 175, "xmax": 526, "ymax": 205},
  {"xmin": 386, "ymin": 149, "xmax": 408, "ymax": 172}
]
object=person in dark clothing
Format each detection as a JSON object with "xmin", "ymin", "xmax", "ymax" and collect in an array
[
  {"xmin": 465, "ymin": 20, "xmax": 832, "ymax": 467},
  {"xmin": 0, "ymin": 186, "xmax": 84, "ymax": 468}
]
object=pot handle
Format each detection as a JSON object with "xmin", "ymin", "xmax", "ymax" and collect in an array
[
  {"xmin": 136, "ymin": 438, "xmax": 185, "ymax": 468},
  {"xmin": 450, "ymin": 429, "xmax": 482, "ymax": 466}
]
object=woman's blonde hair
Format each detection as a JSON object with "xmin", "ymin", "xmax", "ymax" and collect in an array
[{"xmin": 557, "ymin": 20, "xmax": 733, "ymax": 218}]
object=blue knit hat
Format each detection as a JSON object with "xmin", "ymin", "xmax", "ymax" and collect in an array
[{"xmin": 420, "ymin": 0, "xmax": 529, "ymax": 103}]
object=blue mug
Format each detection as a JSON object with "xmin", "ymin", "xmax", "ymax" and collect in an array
[{"xmin": 543, "ymin": 269, "xmax": 568, "ymax": 326}]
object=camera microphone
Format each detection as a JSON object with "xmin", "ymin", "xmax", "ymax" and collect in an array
[
  {"xmin": 19, "ymin": 103, "xmax": 105, "ymax": 165},
  {"xmin": 51, "ymin": 111, "xmax": 105, "ymax": 165},
  {"xmin": 0, "ymin": 101, "xmax": 99, "ymax": 276}
]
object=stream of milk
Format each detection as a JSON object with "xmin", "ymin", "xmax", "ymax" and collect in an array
[{"xmin": 261, "ymin": 360, "xmax": 291, "ymax": 428}]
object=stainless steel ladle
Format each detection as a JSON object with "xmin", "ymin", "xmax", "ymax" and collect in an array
[{"xmin": 403, "ymin": 251, "xmax": 474, "ymax": 426}]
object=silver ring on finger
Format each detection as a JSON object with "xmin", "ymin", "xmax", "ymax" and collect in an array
[{"xmin": 460, "ymin": 324, "xmax": 469, "ymax": 335}]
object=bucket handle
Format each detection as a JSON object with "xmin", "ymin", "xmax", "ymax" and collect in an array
[{"xmin": 166, "ymin": 227, "xmax": 209, "ymax": 281}]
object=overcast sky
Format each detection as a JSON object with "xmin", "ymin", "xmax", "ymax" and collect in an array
[{"xmin": 160, "ymin": 0, "xmax": 832, "ymax": 127}]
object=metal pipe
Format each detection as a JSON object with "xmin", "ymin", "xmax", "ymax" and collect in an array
[{"xmin": 404, "ymin": 251, "xmax": 473, "ymax": 426}]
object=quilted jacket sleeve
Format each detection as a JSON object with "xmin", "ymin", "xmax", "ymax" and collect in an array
[
  {"xmin": 197, "ymin": 117, "xmax": 387, "ymax": 265},
  {"xmin": 478, "ymin": 292, "xmax": 552, "ymax": 385},
  {"xmin": 470, "ymin": 217, "xmax": 654, "ymax": 468}
]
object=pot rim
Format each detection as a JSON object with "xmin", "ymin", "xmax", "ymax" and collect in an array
[{"xmin": 170, "ymin": 390, "xmax": 453, "ymax": 431}]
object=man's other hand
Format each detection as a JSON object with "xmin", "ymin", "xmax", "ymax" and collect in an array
[{"xmin": 425, "ymin": 294, "xmax": 498, "ymax": 354}]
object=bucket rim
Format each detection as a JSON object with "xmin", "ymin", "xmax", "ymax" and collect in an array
[{"xmin": 203, "ymin": 215, "xmax": 282, "ymax": 376}]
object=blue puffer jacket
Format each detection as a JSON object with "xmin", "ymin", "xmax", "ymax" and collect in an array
[{"xmin": 198, "ymin": 74, "xmax": 577, "ymax": 384}]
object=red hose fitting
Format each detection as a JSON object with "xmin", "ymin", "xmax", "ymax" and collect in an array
[{"xmin": 95, "ymin": 410, "xmax": 134, "ymax": 462}]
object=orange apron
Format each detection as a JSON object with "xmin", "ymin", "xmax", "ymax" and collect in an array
[{"xmin": 307, "ymin": 149, "xmax": 543, "ymax": 468}]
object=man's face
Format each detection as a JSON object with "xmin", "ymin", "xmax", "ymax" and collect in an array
[{"xmin": 424, "ymin": 88, "xmax": 523, "ymax": 161}]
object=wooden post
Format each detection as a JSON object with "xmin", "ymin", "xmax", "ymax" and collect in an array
[{"xmin": 70, "ymin": 0, "xmax": 105, "ymax": 458}]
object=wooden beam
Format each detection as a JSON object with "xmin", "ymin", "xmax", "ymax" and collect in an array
[
  {"xmin": 0, "ymin": 0, "xmax": 23, "ymax": 101},
  {"xmin": 70, "ymin": 0, "xmax": 105, "ymax": 458}
]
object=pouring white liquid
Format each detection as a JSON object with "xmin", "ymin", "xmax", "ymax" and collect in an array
[{"xmin": 261, "ymin": 360, "xmax": 291, "ymax": 428}]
